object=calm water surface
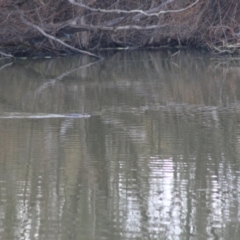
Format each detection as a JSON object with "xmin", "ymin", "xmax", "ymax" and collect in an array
[{"xmin": 0, "ymin": 50, "xmax": 240, "ymax": 240}]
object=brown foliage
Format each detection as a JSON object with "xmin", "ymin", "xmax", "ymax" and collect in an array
[{"xmin": 0, "ymin": 0, "xmax": 240, "ymax": 58}]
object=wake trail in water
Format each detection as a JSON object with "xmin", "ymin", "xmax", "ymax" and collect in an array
[{"xmin": 0, "ymin": 113, "xmax": 91, "ymax": 119}]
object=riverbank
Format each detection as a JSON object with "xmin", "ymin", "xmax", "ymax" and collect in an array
[{"xmin": 0, "ymin": 0, "xmax": 239, "ymax": 59}]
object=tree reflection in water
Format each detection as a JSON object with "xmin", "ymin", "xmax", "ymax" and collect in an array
[{"xmin": 0, "ymin": 50, "xmax": 240, "ymax": 239}]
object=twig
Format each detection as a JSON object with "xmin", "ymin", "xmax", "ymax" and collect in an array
[
  {"xmin": 68, "ymin": 0, "xmax": 199, "ymax": 17},
  {"xmin": 68, "ymin": 23, "xmax": 168, "ymax": 32}
]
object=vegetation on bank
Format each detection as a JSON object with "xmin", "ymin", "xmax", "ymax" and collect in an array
[{"xmin": 0, "ymin": 0, "xmax": 239, "ymax": 59}]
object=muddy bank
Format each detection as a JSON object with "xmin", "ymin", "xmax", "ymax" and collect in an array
[{"xmin": 0, "ymin": 0, "xmax": 240, "ymax": 59}]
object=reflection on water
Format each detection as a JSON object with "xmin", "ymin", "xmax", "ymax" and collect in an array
[{"xmin": 0, "ymin": 50, "xmax": 240, "ymax": 239}]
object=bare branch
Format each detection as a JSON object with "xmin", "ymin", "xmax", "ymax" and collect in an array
[
  {"xmin": 68, "ymin": 0, "xmax": 199, "ymax": 17},
  {"xmin": 1, "ymin": 0, "xmax": 239, "ymax": 56},
  {"xmin": 19, "ymin": 13, "xmax": 102, "ymax": 59},
  {"xmin": 0, "ymin": 50, "xmax": 14, "ymax": 59},
  {"xmin": 66, "ymin": 22, "xmax": 168, "ymax": 32}
]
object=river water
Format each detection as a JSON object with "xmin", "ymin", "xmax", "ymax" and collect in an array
[{"xmin": 0, "ymin": 50, "xmax": 240, "ymax": 240}]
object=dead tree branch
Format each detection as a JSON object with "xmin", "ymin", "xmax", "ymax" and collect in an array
[
  {"xmin": 0, "ymin": 0, "xmax": 240, "ymax": 58},
  {"xmin": 68, "ymin": 0, "xmax": 199, "ymax": 17},
  {"xmin": 19, "ymin": 12, "xmax": 102, "ymax": 59},
  {"xmin": 0, "ymin": 51, "xmax": 14, "ymax": 59}
]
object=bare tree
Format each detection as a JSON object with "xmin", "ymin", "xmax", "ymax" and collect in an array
[{"xmin": 0, "ymin": 0, "xmax": 239, "ymax": 59}]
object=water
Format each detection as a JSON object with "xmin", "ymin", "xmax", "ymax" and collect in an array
[{"xmin": 0, "ymin": 50, "xmax": 240, "ymax": 239}]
